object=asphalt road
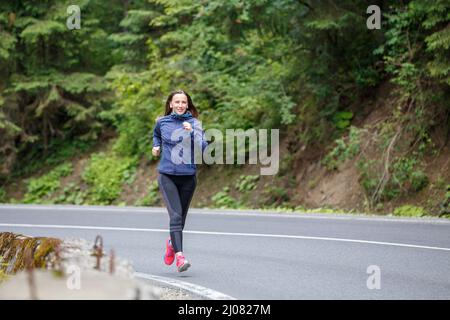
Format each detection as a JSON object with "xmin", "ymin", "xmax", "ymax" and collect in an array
[{"xmin": 1, "ymin": 204, "xmax": 449, "ymax": 299}]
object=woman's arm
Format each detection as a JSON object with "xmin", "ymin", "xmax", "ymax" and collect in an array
[
  {"xmin": 152, "ymin": 119, "xmax": 162, "ymax": 157},
  {"xmin": 190, "ymin": 120, "xmax": 208, "ymax": 152}
]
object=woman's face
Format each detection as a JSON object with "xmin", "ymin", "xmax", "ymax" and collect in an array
[{"xmin": 170, "ymin": 93, "xmax": 188, "ymax": 115}]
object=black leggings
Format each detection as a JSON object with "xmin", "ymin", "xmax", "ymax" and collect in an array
[{"xmin": 158, "ymin": 173, "xmax": 197, "ymax": 253}]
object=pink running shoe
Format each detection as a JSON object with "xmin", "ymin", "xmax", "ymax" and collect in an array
[
  {"xmin": 176, "ymin": 254, "xmax": 191, "ymax": 272},
  {"xmin": 164, "ymin": 238, "xmax": 175, "ymax": 265}
]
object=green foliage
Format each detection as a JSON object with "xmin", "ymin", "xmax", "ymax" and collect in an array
[
  {"xmin": 303, "ymin": 207, "xmax": 348, "ymax": 215},
  {"xmin": 417, "ymin": 0, "xmax": 450, "ymax": 84},
  {"xmin": 357, "ymin": 158, "xmax": 378, "ymax": 197},
  {"xmin": 0, "ymin": 187, "xmax": 5, "ymax": 203},
  {"xmin": 105, "ymin": 72, "xmax": 158, "ymax": 158},
  {"xmin": 109, "ymin": 0, "xmax": 383, "ymax": 155},
  {"xmin": 0, "ymin": 0, "xmax": 122, "ymax": 179},
  {"xmin": 438, "ymin": 184, "xmax": 450, "ymax": 216},
  {"xmin": 393, "ymin": 205, "xmax": 428, "ymax": 217},
  {"xmin": 20, "ymin": 20, "xmax": 65, "ymax": 43},
  {"xmin": 410, "ymin": 170, "xmax": 429, "ymax": 192},
  {"xmin": 354, "ymin": 0, "xmax": 449, "ymax": 206},
  {"xmin": 13, "ymin": 138, "xmax": 94, "ymax": 178},
  {"xmin": 379, "ymin": 1, "xmax": 449, "ymax": 120},
  {"xmin": 235, "ymin": 175, "xmax": 259, "ymax": 192},
  {"xmin": 278, "ymin": 154, "xmax": 294, "ymax": 176},
  {"xmin": 0, "ymin": 0, "xmax": 448, "ymax": 216},
  {"xmin": 388, "ymin": 157, "xmax": 428, "ymax": 198},
  {"xmin": 82, "ymin": 152, "xmax": 137, "ymax": 205},
  {"xmin": 58, "ymin": 73, "xmax": 109, "ymax": 95},
  {"xmin": 262, "ymin": 184, "xmax": 290, "ymax": 207},
  {"xmin": 333, "ymin": 112, "xmax": 354, "ymax": 130},
  {"xmin": 323, "ymin": 126, "xmax": 361, "ymax": 170},
  {"xmin": 211, "ymin": 187, "xmax": 240, "ymax": 209},
  {"xmin": 392, "ymin": 157, "xmax": 417, "ymax": 186},
  {"xmin": 372, "ymin": 2, "xmax": 448, "ymax": 208},
  {"xmin": 23, "ymin": 163, "xmax": 73, "ymax": 204},
  {"xmin": 358, "ymin": 154, "xmax": 429, "ymax": 203},
  {"xmin": 0, "ymin": 31, "xmax": 16, "ymax": 62},
  {"xmin": 110, "ymin": 9, "xmax": 158, "ymax": 66},
  {"xmin": 135, "ymin": 180, "xmax": 161, "ymax": 206},
  {"xmin": 53, "ymin": 183, "xmax": 87, "ymax": 205}
]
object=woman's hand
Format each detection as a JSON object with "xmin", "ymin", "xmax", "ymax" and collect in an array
[
  {"xmin": 152, "ymin": 146, "xmax": 161, "ymax": 157},
  {"xmin": 182, "ymin": 121, "xmax": 193, "ymax": 132}
]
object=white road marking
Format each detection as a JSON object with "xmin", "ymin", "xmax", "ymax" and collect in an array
[
  {"xmin": 134, "ymin": 272, "xmax": 236, "ymax": 300},
  {"xmin": 1, "ymin": 223, "xmax": 450, "ymax": 252}
]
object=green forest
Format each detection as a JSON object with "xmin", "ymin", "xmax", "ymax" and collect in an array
[{"xmin": 0, "ymin": 0, "xmax": 449, "ymax": 217}]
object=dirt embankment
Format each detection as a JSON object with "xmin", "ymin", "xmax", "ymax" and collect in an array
[{"xmin": 286, "ymin": 81, "xmax": 449, "ymax": 215}]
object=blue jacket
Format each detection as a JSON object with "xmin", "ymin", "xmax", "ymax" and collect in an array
[{"xmin": 153, "ymin": 112, "xmax": 208, "ymax": 175}]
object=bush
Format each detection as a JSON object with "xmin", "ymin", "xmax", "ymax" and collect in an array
[
  {"xmin": 387, "ymin": 158, "xmax": 429, "ymax": 199},
  {"xmin": 279, "ymin": 154, "xmax": 294, "ymax": 176},
  {"xmin": 410, "ymin": 170, "xmax": 429, "ymax": 192},
  {"xmin": 235, "ymin": 175, "xmax": 259, "ymax": 193},
  {"xmin": 54, "ymin": 183, "xmax": 87, "ymax": 205},
  {"xmin": 82, "ymin": 152, "xmax": 137, "ymax": 205},
  {"xmin": 13, "ymin": 138, "xmax": 94, "ymax": 178},
  {"xmin": 393, "ymin": 205, "xmax": 428, "ymax": 217},
  {"xmin": 0, "ymin": 188, "xmax": 5, "ymax": 203},
  {"xmin": 211, "ymin": 187, "xmax": 240, "ymax": 209},
  {"xmin": 135, "ymin": 180, "xmax": 160, "ymax": 206},
  {"xmin": 322, "ymin": 126, "xmax": 361, "ymax": 170},
  {"xmin": 262, "ymin": 185, "xmax": 290, "ymax": 207},
  {"xmin": 357, "ymin": 158, "xmax": 378, "ymax": 195},
  {"xmin": 23, "ymin": 163, "xmax": 73, "ymax": 204},
  {"xmin": 439, "ymin": 184, "xmax": 450, "ymax": 216},
  {"xmin": 332, "ymin": 111, "xmax": 354, "ymax": 130},
  {"xmin": 358, "ymin": 155, "xmax": 429, "ymax": 204}
]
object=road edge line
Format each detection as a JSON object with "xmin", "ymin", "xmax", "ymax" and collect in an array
[{"xmin": 134, "ymin": 272, "xmax": 236, "ymax": 300}]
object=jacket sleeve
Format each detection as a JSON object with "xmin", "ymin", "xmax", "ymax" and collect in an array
[
  {"xmin": 192, "ymin": 119, "xmax": 208, "ymax": 152},
  {"xmin": 153, "ymin": 119, "xmax": 162, "ymax": 148}
]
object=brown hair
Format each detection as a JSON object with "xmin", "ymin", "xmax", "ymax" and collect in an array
[{"xmin": 164, "ymin": 89, "xmax": 199, "ymax": 118}]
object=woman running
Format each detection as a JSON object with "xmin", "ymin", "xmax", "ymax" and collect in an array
[{"xmin": 152, "ymin": 89, "xmax": 208, "ymax": 272}]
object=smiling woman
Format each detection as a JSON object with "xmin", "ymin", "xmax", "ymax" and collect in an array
[
  {"xmin": 152, "ymin": 89, "xmax": 208, "ymax": 273},
  {"xmin": 164, "ymin": 90, "xmax": 199, "ymax": 118}
]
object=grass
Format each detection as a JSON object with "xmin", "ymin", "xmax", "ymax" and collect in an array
[
  {"xmin": 393, "ymin": 205, "xmax": 428, "ymax": 217},
  {"xmin": 206, "ymin": 203, "xmax": 450, "ymax": 220}
]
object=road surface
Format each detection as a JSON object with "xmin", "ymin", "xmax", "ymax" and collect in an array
[{"xmin": 1, "ymin": 204, "xmax": 449, "ymax": 299}]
